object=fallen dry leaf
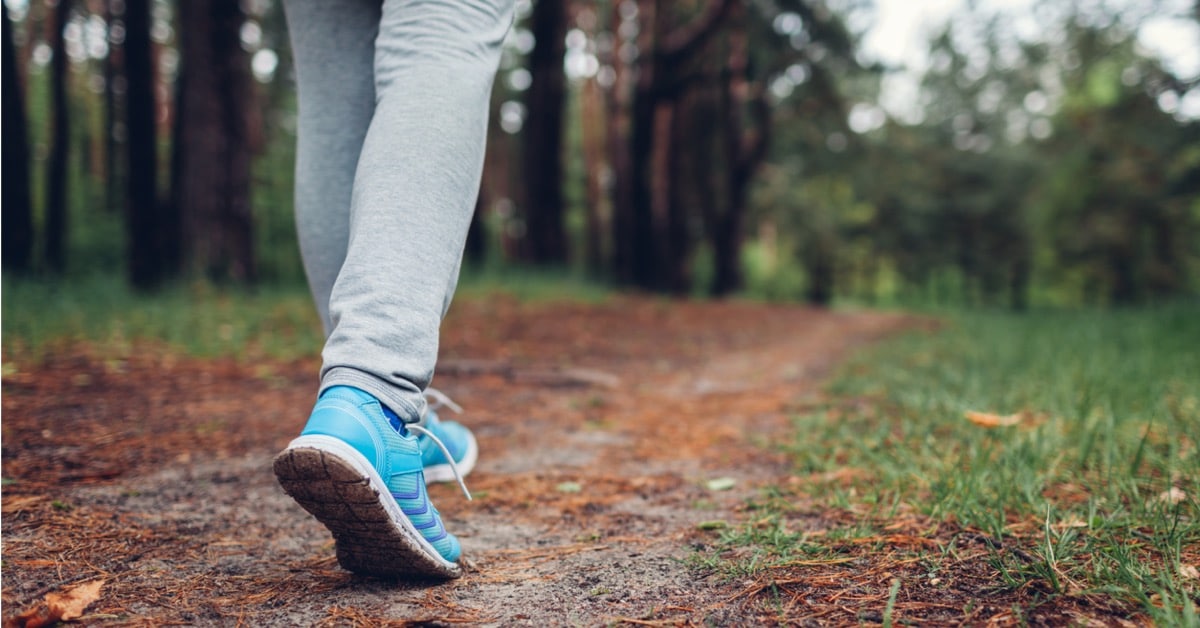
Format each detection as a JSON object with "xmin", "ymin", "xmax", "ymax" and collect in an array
[
  {"xmin": 1053, "ymin": 515, "xmax": 1089, "ymax": 530},
  {"xmin": 46, "ymin": 580, "xmax": 105, "ymax": 622},
  {"xmin": 1180, "ymin": 564, "xmax": 1199, "ymax": 580},
  {"xmin": 964, "ymin": 410, "xmax": 1022, "ymax": 428},
  {"xmin": 1156, "ymin": 487, "xmax": 1188, "ymax": 505},
  {"xmin": 705, "ymin": 477, "xmax": 737, "ymax": 491},
  {"xmin": 6, "ymin": 579, "xmax": 105, "ymax": 628}
]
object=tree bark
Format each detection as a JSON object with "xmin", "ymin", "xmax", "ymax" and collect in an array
[
  {"xmin": 623, "ymin": 0, "xmax": 735, "ymax": 291},
  {"xmin": 45, "ymin": 0, "xmax": 72, "ymax": 273},
  {"xmin": 652, "ymin": 99, "xmax": 690, "ymax": 293},
  {"xmin": 710, "ymin": 4, "xmax": 752, "ymax": 296},
  {"xmin": 662, "ymin": 88, "xmax": 698, "ymax": 294},
  {"xmin": 2, "ymin": 4, "xmax": 34, "ymax": 272},
  {"xmin": 125, "ymin": 0, "xmax": 165, "ymax": 288},
  {"xmin": 580, "ymin": 76, "xmax": 607, "ymax": 275},
  {"xmin": 626, "ymin": 0, "xmax": 665, "ymax": 290},
  {"xmin": 803, "ymin": 244, "xmax": 835, "ymax": 305},
  {"xmin": 103, "ymin": 0, "xmax": 122, "ymax": 214},
  {"xmin": 522, "ymin": 0, "xmax": 569, "ymax": 264},
  {"xmin": 607, "ymin": 0, "xmax": 636, "ymax": 284},
  {"xmin": 628, "ymin": 60, "xmax": 657, "ymax": 289},
  {"xmin": 172, "ymin": 0, "xmax": 258, "ymax": 283}
]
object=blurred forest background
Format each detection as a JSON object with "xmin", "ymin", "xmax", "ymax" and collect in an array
[{"xmin": 3, "ymin": 0, "xmax": 1199, "ymax": 308}]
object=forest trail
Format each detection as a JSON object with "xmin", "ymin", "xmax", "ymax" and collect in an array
[{"xmin": 2, "ymin": 297, "xmax": 912, "ymax": 626}]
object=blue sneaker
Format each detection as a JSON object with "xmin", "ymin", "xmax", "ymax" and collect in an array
[
  {"xmin": 419, "ymin": 389, "xmax": 478, "ymax": 484},
  {"xmin": 273, "ymin": 386, "xmax": 468, "ymax": 578}
]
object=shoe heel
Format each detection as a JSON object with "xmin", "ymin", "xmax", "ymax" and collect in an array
[{"xmin": 273, "ymin": 440, "xmax": 462, "ymax": 579}]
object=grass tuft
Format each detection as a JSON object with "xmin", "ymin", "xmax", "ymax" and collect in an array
[{"xmin": 698, "ymin": 305, "xmax": 1200, "ymax": 621}]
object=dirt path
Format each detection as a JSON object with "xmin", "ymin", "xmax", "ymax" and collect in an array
[{"xmin": 2, "ymin": 297, "xmax": 911, "ymax": 626}]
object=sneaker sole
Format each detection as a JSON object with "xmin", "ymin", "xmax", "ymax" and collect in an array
[
  {"xmin": 273, "ymin": 435, "xmax": 462, "ymax": 579},
  {"xmin": 424, "ymin": 430, "xmax": 479, "ymax": 484}
]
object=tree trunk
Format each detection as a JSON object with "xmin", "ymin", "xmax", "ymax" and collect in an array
[
  {"xmin": 664, "ymin": 87, "xmax": 710, "ymax": 294},
  {"xmin": 620, "ymin": 0, "xmax": 734, "ymax": 291},
  {"xmin": 707, "ymin": 129, "xmax": 744, "ymax": 297},
  {"xmin": 173, "ymin": 0, "xmax": 258, "ymax": 283},
  {"xmin": 628, "ymin": 88, "xmax": 659, "ymax": 289},
  {"xmin": 709, "ymin": 0, "xmax": 764, "ymax": 297},
  {"xmin": 804, "ymin": 245, "xmax": 835, "ymax": 306},
  {"xmin": 690, "ymin": 85, "xmax": 723, "ymax": 292},
  {"xmin": 124, "ymin": 0, "xmax": 165, "ymax": 288},
  {"xmin": 606, "ymin": 0, "xmax": 635, "ymax": 284},
  {"xmin": 710, "ymin": 215, "xmax": 742, "ymax": 296},
  {"xmin": 580, "ymin": 77, "xmax": 607, "ymax": 275},
  {"xmin": 45, "ymin": 0, "xmax": 72, "ymax": 273},
  {"xmin": 103, "ymin": 0, "xmax": 122, "ymax": 214},
  {"xmin": 522, "ymin": 0, "xmax": 568, "ymax": 264},
  {"xmin": 625, "ymin": 0, "xmax": 661, "ymax": 290},
  {"xmin": 708, "ymin": 16, "xmax": 740, "ymax": 296},
  {"xmin": 654, "ymin": 99, "xmax": 690, "ymax": 293},
  {"xmin": 2, "ymin": 4, "xmax": 34, "ymax": 272}
]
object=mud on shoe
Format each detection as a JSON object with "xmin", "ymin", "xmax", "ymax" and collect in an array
[{"xmin": 273, "ymin": 386, "xmax": 468, "ymax": 579}]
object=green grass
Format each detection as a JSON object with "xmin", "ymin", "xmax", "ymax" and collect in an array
[
  {"xmin": 456, "ymin": 264, "xmax": 612, "ymax": 303},
  {"xmin": 2, "ymin": 268, "xmax": 610, "ymax": 362},
  {"xmin": 701, "ymin": 306, "xmax": 1200, "ymax": 622},
  {"xmin": 2, "ymin": 274, "xmax": 324, "ymax": 361}
]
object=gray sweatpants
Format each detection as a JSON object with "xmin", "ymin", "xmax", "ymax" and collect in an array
[{"xmin": 284, "ymin": 0, "xmax": 513, "ymax": 421}]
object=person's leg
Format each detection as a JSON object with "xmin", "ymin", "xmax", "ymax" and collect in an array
[
  {"xmin": 276, "ymin": 0, "xmax": 511, "ymax": 578},
  {"xmin": 318, "ymin": 0, "xmax": 514, "ymax": 422},
  {"xmin": 285, "ymin": 0, "xmax": 378, "ymax": 335},
  {"xmin": 287, "ymin": 0, "xmax": 479, "ymax": 480}
]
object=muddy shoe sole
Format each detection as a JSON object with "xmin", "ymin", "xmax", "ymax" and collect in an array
[{"xmin": 273, "ymin": 436, "xmax": 463, "ymax": 579}]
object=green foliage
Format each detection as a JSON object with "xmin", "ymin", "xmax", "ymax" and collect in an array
[
  {"xmin": 749, "ymin": 4, "xmax": 1200, "ymax": 308},
  {"xmin": 740, "ymin": 240, "xmax": 807, "ymax": 301},
  {"xmin": 8, "ymin": 1, "xmax": 1197, "ymax": 307},
  {"xmin": 707, "ymin": 306, "xmax": 1200, "ymax": 618}
]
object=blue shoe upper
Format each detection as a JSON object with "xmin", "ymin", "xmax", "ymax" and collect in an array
[
  {"xmin": 418, "ymin": 409, "xmax": 473, "ymax": 468},
  {"xmin": 377, "ymin": 400, "xmax": 472, "ymax": 471},
  {"xmin": 300, "ymin": 385, "xmax": 461, "ymax": 562}
]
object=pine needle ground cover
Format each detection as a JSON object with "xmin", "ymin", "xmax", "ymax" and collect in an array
[{"xmin": 696, "ymin": 306, "xmax": 1200, "ymax": 624}]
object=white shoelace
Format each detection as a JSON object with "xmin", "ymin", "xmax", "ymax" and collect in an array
[
  {"xmin": 406, "ymin": 422, "xmax": 472, "ymax": 501},
  {"xmin": 414, "ymin": 387, "xmax": 470, "ymax": 500},
  {"xmin": 424, "ymin": 387, "xmax": 463, "ymax": 414}
]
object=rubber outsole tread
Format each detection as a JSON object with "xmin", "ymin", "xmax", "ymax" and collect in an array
[{"xmin": 273, "ymin": 446, "xmax": 462, "ymax": 579}]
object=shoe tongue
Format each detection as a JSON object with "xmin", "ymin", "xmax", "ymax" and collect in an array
[{"xmin": 380, "ymin": 404, "xmax": 406, "ymax": 434}]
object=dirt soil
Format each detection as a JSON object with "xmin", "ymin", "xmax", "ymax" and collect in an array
[{"xmin": 1, "ymin": 297, "xmax": 1133, "ymax": 626}]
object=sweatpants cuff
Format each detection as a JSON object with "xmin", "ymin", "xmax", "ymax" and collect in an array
[{"xmin": 320, "ymin": 366, "xmax": 426, "ymax": 423}]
